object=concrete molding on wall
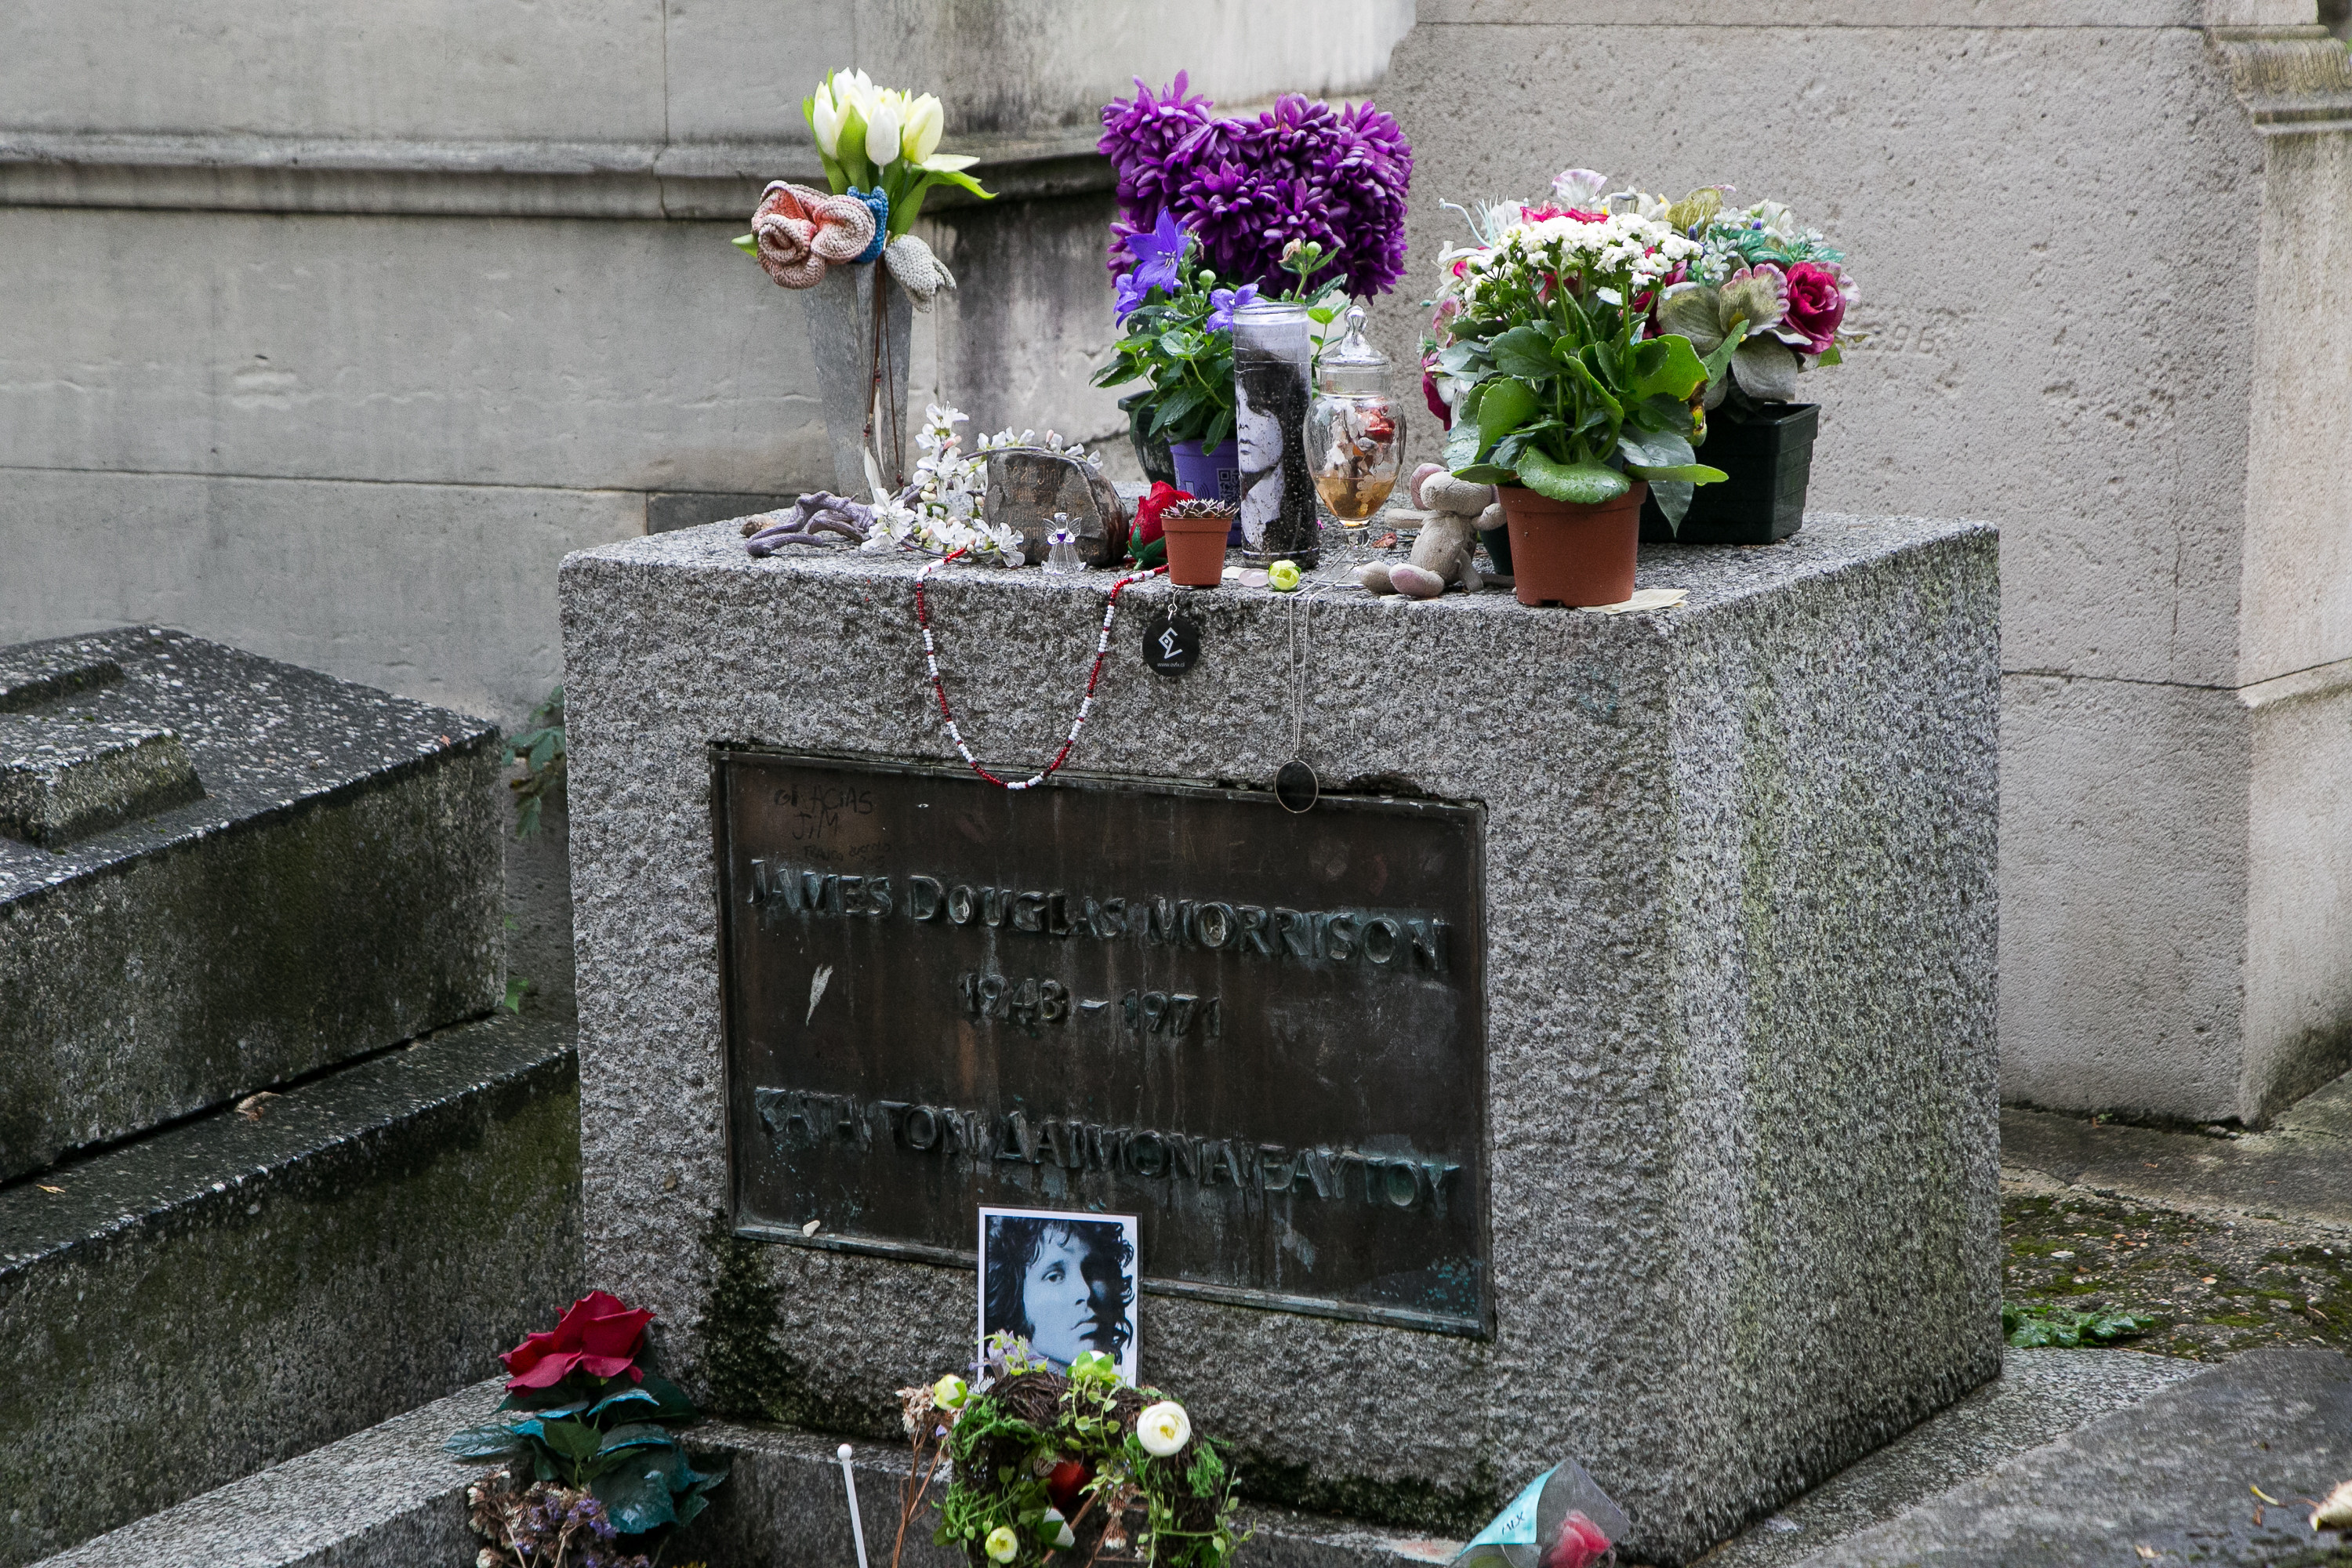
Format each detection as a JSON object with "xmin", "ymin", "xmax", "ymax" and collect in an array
[{"xmin": 0, "ymin": 125, "xmax": 1115, "ymax": 221}]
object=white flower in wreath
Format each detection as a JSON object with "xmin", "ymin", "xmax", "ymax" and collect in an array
[{"xmin": 1135, "ymin": 1400, "xmax": 1191, "ymax": 1457}]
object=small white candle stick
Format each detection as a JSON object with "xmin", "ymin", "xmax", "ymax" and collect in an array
[{"xmin": 838, "ymin": 1442, "xmax": 871, "ymax": 1568}]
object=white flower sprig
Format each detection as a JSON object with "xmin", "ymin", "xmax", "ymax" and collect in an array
[{"xmin": 861, "ymin": 404, "xmax": 1098, "ymax": 567}]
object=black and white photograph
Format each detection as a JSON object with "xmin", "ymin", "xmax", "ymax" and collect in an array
[{"xmin": 977, "ymin": 1208, "xmax": 1140, "ymax": 1384}]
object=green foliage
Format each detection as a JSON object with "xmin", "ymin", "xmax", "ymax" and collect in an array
[
  {"xmin": 1440, "ymin": 251, "xmax": 1725, "ymax": 528},
  {"xmin": 445, "ymin": 1363, "xmax": 724, "ymax": 1537},
  {"xmin": 2002, "ymin": 1301, "xmax": 2158, "ymax": 1348},
  {"xmin": 506, "ymin": 686, "xmax": 566, "ymax": 839},
  {"xmin": 1091, "ymin": 245, "xmax": 1240, "ymax": 448}
]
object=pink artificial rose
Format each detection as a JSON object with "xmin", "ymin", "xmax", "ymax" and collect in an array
[
  {"xmin": 1781, "ymin": 263, "xmax": 1848, "ymax": 355},
  {"xmin": 1541, "ymin": 1510, "xmax": 1613, "ymax": 1568}
]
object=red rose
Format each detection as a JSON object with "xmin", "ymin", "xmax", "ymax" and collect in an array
[
  {"xmin": 1782, "ymin": 263, "xmax": 1848, "ymax": 356},
  {"xmin": 499, "ymin": 1290, "xmax": 654, "ymax": 1389},
  {"xmin": 1422, "ymin": 368, "xmax": 1451, "ymax": 427},
  {"xmin": 1131, "ymin": 481, "xmax": 1191, "ymax": 548},
  {"xmin": 1541, "ymin": 1510, "xmax": 1613, "ymax": 1568}
]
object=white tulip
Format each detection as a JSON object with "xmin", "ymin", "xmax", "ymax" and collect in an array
[
  {"xmin": 833, "ymin": 69, "xmax": 877, "ymax": 119},
  {"xmin": 810, "ymin": 82, "xmax": 843, "ymax": 158},
  {"xmin": 903, "ymin": 93, "xmax": 945, "ymax": 164},
  {"xmin": 866, "ymin": 100, "xmax": 902, "ymax": 166},
  {"xmin": 1135, "ymin": 1400, "xmax": 1191, "ymax": 1457}
]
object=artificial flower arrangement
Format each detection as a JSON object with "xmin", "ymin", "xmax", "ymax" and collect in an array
[
  {"xmin": 1425, "ymin": 171, "xmax": 1857, "ymax": 436},
  {"xmin": 891, "ymin": 1338, "xmax": 1243, "ymax": 1568},
  {"xmin": 447, "ymin": 1290, "xmax": 727, "ymax": 1563},
  {"xmin": 732, "ymin": 70, "xmax": 992, "ymax": 301},
  {"xmin": 1425, "ymin": 180, "xmax": 1728, "ymax": 530}
]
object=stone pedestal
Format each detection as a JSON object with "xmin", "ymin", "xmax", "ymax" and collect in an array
[{"xmin": 558, "ymin": 515, "xmax": 1998, "ymax": 1566}]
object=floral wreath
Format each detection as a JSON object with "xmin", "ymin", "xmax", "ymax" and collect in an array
[{"xmin": 894, "ymin": 1338, "xmax": 1243, "ymax": 1568}]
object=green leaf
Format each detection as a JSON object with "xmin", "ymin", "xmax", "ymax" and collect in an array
[
  {"xmin": 730, "ymin": 234, "xmax": 759, "ymax": 256},
  {"xmin": 1442, "ymin": 419, "xmax": 1483, "ymax": 473},
  {"xmin": 922, "ymin": 167, "xmax": 996, "ymax": 201},
  {"xmin": 1150, "ymin": 387, "xmax": 1204, "ymax": 435},
  {"xmin": 630, "ymin": 1373, "xmax": 697, "ymax": 1422},
  {"xmin": 1200, "ymin": 404, "xmax": 1233, "ymax": 448},
  {"xmin": 445, "ymin": 1424, "xmax": 528, "ymax": 1461},
  {"xmin": 1617, "ymin": 427, "xmax": 1697, "ymax": 471},
  {"xmin": 1630, "ymin": 335, "xmax": 1710, "ymax": 401},
  {"xmin": 593, "ymin": 1457, "xmax": 681, "ymax": 1535},
  {"xmin": 1450, "ymin": 463, "xmax": 1515, "ymax": 485},
  {"xmin": 1562, "ymin": 356, "xmax": 1624, "ymax": 421},
  {"xmin": 1517, "ymin": 449, "xmax": 1630, "ymax": 505},
  {"xmin": 1476, "ymin": 379, "xmax": 1540, "ymax": 452},
  {"xmin": 1817, "ymin": 343, "xmax": 1842, "ymax": 368},
  {"xmin": 538, "ymin": 1418, "xmax": 604, "ymax": 1463},
  {"xmin": 1488, "ymin": 325, "xmax": 1558, "ymax": 382},
  {"xmin": 1656, "ymin": 282, "xmax": 1725, "ymax": 354},
  {"xmin": 1730, "ymin": 339, "xmax": 1802, "ymax": 402},
  {"xmin": 1649, "ymin": 479, "xmax": 1695, "ymax": 532},
  {"xmin": 597, "ymin": 1422, "xmax": 681, "ymax": 1456},
  {"xmin": 1625, "ymin": 463, "xmax": 1730, "ymax": 484}
]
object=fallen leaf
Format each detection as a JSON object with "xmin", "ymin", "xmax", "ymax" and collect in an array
[
  {"xmin": 2252, "ymin": 1486, "xmax": 2281, "ymax": 1505},
  {"xmin": 2313, "ymin": 1479, "xmax": 2352, "ymax": 1530},
  {"xmin": 235, "ymin": 1091, "xmax": 281, "ymax": 1121},
  {"xmin": 2135, "ymin": 1546, "xmax": 2158, "ymax": 1561},
  {"xmin": 37, "ymin": 1185, "xmax": 63, "ymax": 1194}
]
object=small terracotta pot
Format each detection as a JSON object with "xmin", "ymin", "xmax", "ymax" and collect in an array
[
  {"xmin": 1499, "ymin": 481, "xmax": 1648, "ymax": 607},
  {"xmin": 1160, "ymin": 511, "xmax": 1232, "ymax": 588}
]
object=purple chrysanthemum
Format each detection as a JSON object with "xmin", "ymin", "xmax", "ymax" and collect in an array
[{"xmin": 1099, "ymin": 79, "xmax": 1413, "ymax": 298}]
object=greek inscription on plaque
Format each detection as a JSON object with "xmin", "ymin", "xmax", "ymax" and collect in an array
[{"xmin": 713, "ymin": 750, "xmax": 1489, "ymax": 1334}]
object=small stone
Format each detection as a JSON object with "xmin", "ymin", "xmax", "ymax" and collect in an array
[{"xmin": 1355, "ymin": 563, "xmax": 1393, "ymax": 594}]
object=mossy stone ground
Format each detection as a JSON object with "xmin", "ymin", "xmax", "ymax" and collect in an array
[{"xmin": 2002, "ymin": 1181, "xmax": 2350, "ymax": 1360}]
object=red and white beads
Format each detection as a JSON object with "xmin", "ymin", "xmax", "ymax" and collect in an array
[{"xmin": 913, "ymin": 548, "xmax": 1167, "ymax": 790}]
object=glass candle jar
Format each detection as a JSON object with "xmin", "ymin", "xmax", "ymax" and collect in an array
[
  {"xmin": 1307, "ymin": 304, "xmax": 1406, "ymax": 532},
  {"xmin": 1230, "ymin": 298, "xmax": 1319, "ymax": 566}
]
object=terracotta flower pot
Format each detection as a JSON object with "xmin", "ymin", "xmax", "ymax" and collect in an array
[
  {"xmin": 1160, "ymin": 510, "xmax": 1232, "ymax": 588},
  {"xmin": 1499, "ymin": 481, "xmax": 1648, "ymax": 608}
]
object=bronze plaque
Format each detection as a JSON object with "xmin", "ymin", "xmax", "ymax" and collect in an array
[{"xmin": 713, "ymin": 750, "xmax": 1489, "ymax": 1335}]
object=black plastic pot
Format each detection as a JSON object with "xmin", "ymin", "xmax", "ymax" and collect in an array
[
  {"xmin": 1641, "ymin": 402, "xmax": 1817, "ymax": 545},
  {"xmin": 1478, "ymin": 525, "xmax": 1514, "ymax": 575}
]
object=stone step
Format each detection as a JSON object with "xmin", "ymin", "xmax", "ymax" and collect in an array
[
  {"xmin": 1789, "ymin": 1348, "xmax": 2352, "ymax": 1566},
  {"xmin": 40, "ymin": 1346, "xmax": 2288, "ymax": 1568},
  {"xmin": 33, "ymin": 1377, "xmax": 1467, "ymax": 1568},
  {"xmin": 0, "ymin": 1010, "xmax": 581, "ymax": 1567},
  {"xmin": 0, "ymin": 626, "xmax": 504, "ymax": 1183}
]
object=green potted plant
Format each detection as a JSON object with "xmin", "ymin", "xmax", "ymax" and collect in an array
[
  {"xmin": 1428, "ymin": 199, "xmax": 1726, "ymax": 606},
  {"xmin": 1092, "ymin": 212, "xmax": 1251, "ymax": 507}
]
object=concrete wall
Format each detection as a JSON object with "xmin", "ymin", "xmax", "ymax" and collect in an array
[
  {"xmin": 0, "ymin": 2, "xmax": 1412, "ymax": 720},
  {"xmin": 1373, "ymin": 1, "xmax": 2352, "ymax": 1123}
]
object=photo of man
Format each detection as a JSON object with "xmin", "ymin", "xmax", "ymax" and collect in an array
[{"xmin": 978, "ymin": 1208, "xmax": 1140, "ymax": 1384}]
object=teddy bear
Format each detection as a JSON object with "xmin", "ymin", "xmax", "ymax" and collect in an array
[{"xmin": 1355, "ymin": 464, "xmax": 1508, "ymax": 599}]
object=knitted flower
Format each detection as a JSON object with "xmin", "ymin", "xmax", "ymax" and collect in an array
[{"xmin": 751, "ymin": 181, "xmax": 879, "ymax": 289}]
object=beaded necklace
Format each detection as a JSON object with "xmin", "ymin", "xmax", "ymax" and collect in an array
[{"xmin": 912, "ymin": 548, "xmax": 1168, "ymax": 789}]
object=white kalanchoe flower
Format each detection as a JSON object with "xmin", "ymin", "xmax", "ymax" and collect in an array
[
  {"xmin": 1136, "ymin": 1400, "xmax": 1192, "ymax": 1457},
  {"xmin": 933, "ymin": 1373, "xmax": 968, "ymax": 1409}
]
